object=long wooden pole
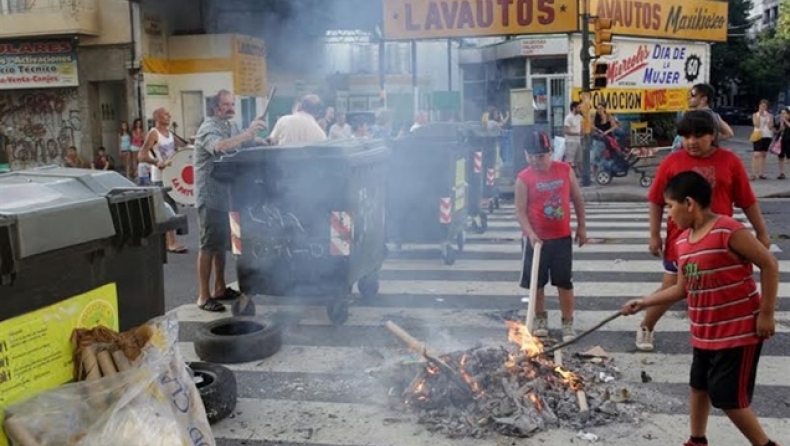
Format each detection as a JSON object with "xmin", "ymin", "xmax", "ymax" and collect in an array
[{"xmin": 523, "ymin": 241, "xmax": 543, "ymax": 334}]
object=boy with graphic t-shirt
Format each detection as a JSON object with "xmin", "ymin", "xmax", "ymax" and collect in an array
[
  {"xmin": 635, "ymin": 110, "xmax": 770, "ymax": 352},
  {"xmin": 622, "ymin": 171, "xmax": 780, "ymax": 446},
  {"xmin": 515, "ymin": 133, "xmax": 587, "ymax": 342}
]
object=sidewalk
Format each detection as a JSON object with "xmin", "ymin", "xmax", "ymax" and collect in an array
[{"xmin": 583, "ymin": 126, "xmax": 790, "ymax": 202}]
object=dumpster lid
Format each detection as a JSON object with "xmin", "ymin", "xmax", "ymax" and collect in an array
[
  {"xmin": 217, "ymin": 138, "xmax": 387, "ymax": 163},
  {"xmin": 0, "ymin": 167, "xmax": 133, "ymax": 258},
  {"xmin": 465, "ymin": 121, "xmax": 502, "ymax": 137}
]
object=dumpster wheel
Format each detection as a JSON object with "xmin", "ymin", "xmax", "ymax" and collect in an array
[
  {"xmin": 358, "ymin": 271, "xmax": 380, "ymax": 300},
  {"xmin": 327, "ymin": 300, "xmax": 350, "ymax": 326},
  {"xmin": 188, "ymin": 362, "xmax": 237, "ymax": 424},
  {"xmin": 442, "ymin": 243, "xmax": 457, "ymax": 265}
]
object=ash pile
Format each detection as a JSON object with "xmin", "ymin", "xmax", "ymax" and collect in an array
[{"xmin": 384, "ymin": 321, "xmax": 645, "ymax": 439}]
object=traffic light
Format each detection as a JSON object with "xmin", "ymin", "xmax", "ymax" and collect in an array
[
  {"xmin": 592, "ymin": 18, "xmax": 613, "ymax": 58},
  {"xmin": 592, "ymin": 61, "xmax": 608, "ymax": 89}
]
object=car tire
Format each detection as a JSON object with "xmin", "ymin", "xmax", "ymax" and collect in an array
[
  {"xmin": 194, "ymin": 317, "xmax": 282, "ymax": 364},
  {"xmin": 188, "ymin": 362, "xmax": 237, "ymax": 424}
]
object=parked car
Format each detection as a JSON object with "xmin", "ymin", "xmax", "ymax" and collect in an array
[{"xmin": 714, "ymin": 106, "xmax": 752, "ymax": 126}]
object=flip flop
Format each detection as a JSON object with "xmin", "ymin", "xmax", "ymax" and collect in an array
[
  {"xmin": 168, "ymin": 246, "xmax": 188, "ymax": 254},
  {"xmin": 198, "ymin": 299, "xmax": 226, "ymax": 312},
  {"xmin": 214, "ymin": 287, "xmax": 242, "ymax": 301}
]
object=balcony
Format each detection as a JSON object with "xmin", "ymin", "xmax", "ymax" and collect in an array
[{"xmin": 0, "ymin": 0, "xmax": 100, "ymax": 39}]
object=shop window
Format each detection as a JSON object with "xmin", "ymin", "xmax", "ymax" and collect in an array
[{"xmin": 530, "ymin": 58, "xmax": 567, "ymax": 75}]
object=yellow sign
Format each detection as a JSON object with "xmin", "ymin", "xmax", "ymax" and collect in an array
[
  {"xmin": 0, "ymin": 284, "xmax": 119, "ymax": 446},
  {"xmin": 233, "ymin": 35, "xmax": 268, "ymax": 97},
  {"xmin": 383, "ymin": 0, "xmax": 579, "ymax": 40},
  {"xmin": 590, "ymin": 0, "xmax": 728, "ymax": 42},
  {"xmin": 572, "ymin": 87, "xmax": 690, "ymax": 114}
]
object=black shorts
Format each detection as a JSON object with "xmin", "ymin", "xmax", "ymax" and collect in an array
[
  {"xmin": 690, "ymin": 342, "xmax": 762, "ymax": 410},
  {"xmin": 198, "ymin": 206, "xmax": 230, "ymax": 253},
  {"xmin": 753, "ymin": 137, "xmax": 772, "ymax": 152},
  {"xmin": 519, "ymin": 236, "xmax": 573, "ymax": 290}
]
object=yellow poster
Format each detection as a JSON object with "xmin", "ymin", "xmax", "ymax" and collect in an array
[
  {"xmin": 383, "ymin": 0, "xmax": 578, "ymax": 40},
  {"xmin": 572, "ymin": 87, "xmax": 690, "ymax": 114},
  {"xmin": 455, "ymin": 157, "xmax": 466, "ymax": 211},
  {"xmin": 233, "ymin": 35, "xmax": 268, "ymax": 97},
  {"xmin": 590, "ymin": 0, "xmax": 728, "ymax": 42},
  {"xmin": 0, "ymin": 284, "xmax": 119, "ymax": 446}
]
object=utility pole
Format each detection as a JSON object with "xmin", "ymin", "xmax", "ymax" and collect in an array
[{"xmin": 579, "ymin": 0, "xmax": 613, "ymax": 187}]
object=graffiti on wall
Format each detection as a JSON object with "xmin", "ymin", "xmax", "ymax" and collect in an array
[{"xmin": 0, "ymin": 88, "xmax": 81, "ymax": 170}]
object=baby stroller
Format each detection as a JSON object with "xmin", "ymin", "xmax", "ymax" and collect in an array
[{"xmin": 592, "ymin": 133, "xmax": 654, "ymax": 188}]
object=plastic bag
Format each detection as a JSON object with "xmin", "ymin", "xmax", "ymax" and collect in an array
[
  {"xmin": 552, "ymin": 136, "xmax": 565, "ymax": 161},
  {"xmin": 3, "ymin": 313, "xmax": 215, "ymax": 446}
]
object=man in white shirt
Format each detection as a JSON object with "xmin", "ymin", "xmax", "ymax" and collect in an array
[
  {"xmin": 328, "ymin": 112, "xmax": 352, "ymax": 139},
  {"xmin": 410, "ymin": 110, "xmax": 429, "ymax": 132},
  {"xmin": 268, "ymin": 95, "xmax": 328, "ymax": 146},
  {"xmin": 563, "ymin": 101, "xmax": 582, "ymax": 168}
]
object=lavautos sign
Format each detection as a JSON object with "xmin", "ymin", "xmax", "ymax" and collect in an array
[
  {"xmin": 573, "ymin": 37, "xmax": 708, "ymax": 89},
  {"xmin": 0, "ymin": 40, "xmax": 78, "ymax": 90}
]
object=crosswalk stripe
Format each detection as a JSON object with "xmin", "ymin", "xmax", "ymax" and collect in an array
[
  {"xmin": 389, "ymin": 243, "xmax": 784, "ymax": 253},
  {"xmin": 172, "ymin": 305, "xmax": 790, "ymax": 333},
  {"xmin": 485, "ymin": 220, "xmax": 755, "ymax": 229},
  {"xmin": 379, "ymin": 258, "xmax": 790, "ymax": 272},
  {"xmin": 209, "ymin": 399, "xmax": 790, "ymax": 445},
  {"xmin": 177, "ymin": 342, "xmax": 790, "ymax": 387}
]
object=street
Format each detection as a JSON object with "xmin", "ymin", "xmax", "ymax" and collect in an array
[{"xmin": 164, "ymin": 198, "xmax": 790, "ymax": 446}]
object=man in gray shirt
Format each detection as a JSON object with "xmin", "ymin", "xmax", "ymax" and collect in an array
[{"xmin": 193, "ymin": 89, "xmax": 266, "ymax": 312}]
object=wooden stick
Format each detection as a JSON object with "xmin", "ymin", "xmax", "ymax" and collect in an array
[
  {"xmin": 96, "ymin": 350, "xmax": 118, "ymax": 377},
  {"xmin": 81, "ymin": 345, "xmax": 101, "ymax": 381},
  {"xmin": 111, "ymin": 350, "xmax": 131, "ymax": 372},
  {"xmin": 553, "ymin": 349, "xmax": 563, "ymax": 367},
  {"xmin": 384, "ymin": 321, "xmax": 473, "ymax": 395},
  {"xmin": 4, "ymin": 416, "xmax": 42, "ymax": 446},
  {"xmin": 533, "ymin": 310, "xmax": 623, "ymax": 357},
  {"xmin": 577, "ymin": 390, "xmax": 589, "ymax": 413},
  {"xmin": 523, "ymin": 241, "xmax": 543, "ymax": 334}
]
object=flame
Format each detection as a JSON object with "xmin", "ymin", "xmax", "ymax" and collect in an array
[
  {"xmin": 554, "ymin": 366, "xmax": 582, "ymax": 390},
  {"xmin": 505, "ymin": 320, "xmax": 544, "ymax": 356},
  {"xmin": 458, "ymin": 354, "xmax": 481, "ymax": 393},
  {"xmin": 527, "ymin": 392, "xmax": 544, "ymax": 411}
]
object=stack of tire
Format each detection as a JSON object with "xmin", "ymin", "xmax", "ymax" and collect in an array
[{"xmin": 188, "ymin": 316, "xmax": 283, "ymax": 424}]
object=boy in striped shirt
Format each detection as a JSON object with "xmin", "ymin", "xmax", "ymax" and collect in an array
[{"xmin": 621, "ymin": 171, "xmax": 780, "ymax": 446}]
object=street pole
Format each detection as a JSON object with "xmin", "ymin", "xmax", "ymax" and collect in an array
[{"xmin": 579, "ymin": 0, "xmax": 593, "ymax": 187}]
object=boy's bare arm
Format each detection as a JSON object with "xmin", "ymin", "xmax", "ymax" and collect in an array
[
  {"xmin": 568, "ymin": 170, "xmax": 587, "ymax": 245},
  {"xmin": 514, "ymin": 179, "xmax": 537, "ymax": 242},
  {"xmin": 728, "ymin": 229, "xmax": 778, "ymax": 337},
  {"xmin": 742, "ymin": 203, "xmax": 771, "ymax": 248},
  {"xmin": 648, "ymin": 202, "xmax": 664, "ymax": 256}
]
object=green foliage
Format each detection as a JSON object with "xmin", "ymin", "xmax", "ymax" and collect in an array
[
  {"xmin": 739, "ymin": 0, "xmax": 790, "ymax": 104},
  {"xmin": 710, "ymin": 0, "xmax": 753, "ymax": 96},
  {"xmin": 777, "ymin": 0, "xmax": 790, "ymax": 41}
]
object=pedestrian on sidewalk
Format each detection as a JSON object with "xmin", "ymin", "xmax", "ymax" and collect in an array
[
  {"xmin": 750, "ymin": 100, "xmax": 776, "ymax": 180},
  {"xmin": 635, "ymin": 110, "xmax": 771, "ymax": 352},
  {"xmin": 622, "ymin": 170, "xmax": 780, "ymax": 446},
  {"xmin": 515, "ymin": 132, "xmax": 587, "ymax": 342},
  {"xmin": 193, "ymin": 89, "xmax": 267, "ymax": 312},
  {"xmin": 775, "ymin": 107, "xmax": 790, "ymax": 179}
]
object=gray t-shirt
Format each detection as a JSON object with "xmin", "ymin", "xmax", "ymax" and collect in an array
[{"xmin": 194, "ymin": 117, "xmax": 241, "ymax": 212}]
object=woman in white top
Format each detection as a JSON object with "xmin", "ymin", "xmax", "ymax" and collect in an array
[{"xmin": 751, "ymin": 99, "xmax": 776, "ymax": 180}]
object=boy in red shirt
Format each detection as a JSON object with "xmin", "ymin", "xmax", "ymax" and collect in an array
[
  {"xmin": 515, "ymin": 133, "xmax": 587, "ymax": 342},
  {"xmin": 622, "ymin": 171, "xmax": 779, "ymax": 446},
  {"xmin": 636, "ymin": 110, "xmax": 770, "ymax": 352}
]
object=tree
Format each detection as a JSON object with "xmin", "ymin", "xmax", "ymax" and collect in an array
[
  {"xmin": 741, "ymin": 0, "xmax": 790, "ymax": 105},
  {"xmin": 709, "ymin": 0, "xmax": 754, "ymax": 104},
  {"xmin": 777, "ymin": 0, "xmax": 790, "ymax": 41}
]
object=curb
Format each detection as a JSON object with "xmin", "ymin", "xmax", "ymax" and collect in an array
[{"xmin": 582, "ymin": 191, "xmax": 647, "ymax": 203}]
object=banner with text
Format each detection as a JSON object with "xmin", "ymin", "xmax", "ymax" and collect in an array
[
  {"xmin": 572, "ymin": 88, "xmax": 690, "ymax": 114},
  {"xmin": 0, "ymin": 40, "xmax": 79, "ymax": 90},
  {"xmin": 590, "ymin": 0, "xmax": 728, "ymax": 42},
  {"xmin": 572, "ymin": 37, "xmax": 708, "ymax": 89},
  {"xmin": 383, "ymin": 0, "xmax": 578, "ymax": 40},
  {"xmin": 233, "ymin": 35, "xmax": 268, "ymax": 97}
]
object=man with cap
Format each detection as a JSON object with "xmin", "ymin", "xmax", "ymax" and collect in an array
[{"xmin": 514, "ymin": 133, "xmax": 588, "ymax": 342}]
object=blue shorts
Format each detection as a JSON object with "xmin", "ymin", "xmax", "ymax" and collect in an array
[{"xmin": 663, "ymin": 260, "xmax": 678, "ymax": 274}]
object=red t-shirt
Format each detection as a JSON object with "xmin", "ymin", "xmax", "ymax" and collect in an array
[
  {"xmin": 677, "ymin": 216, "xmax": 761, "ymax": 350},
  {"xmin": 648, "ymin": 148, "xmax": 756, "ymax": 262},
  {"xmin": 517, "ymin": 161, "xmax": 573, "ymax": 240}
]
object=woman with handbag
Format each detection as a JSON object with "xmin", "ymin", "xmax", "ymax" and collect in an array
[
  {"xmin": 750, "ymin": 100, "xmax": 776, "ymax": 180},
  {"xmin": 774, "ymin": 107, "xmax": 790, "ymax": 179}
]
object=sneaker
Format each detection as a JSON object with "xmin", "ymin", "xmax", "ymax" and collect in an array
[
  {"xmin": 636, "ymin": 326, "xmax": 655, "ymax": 352},
  {"xmin": 683, "ymin": 441, "xmax": 707, "ymax": 446},
  {"xmin": 561, "ymin": 318, "xmax": 576, "ymax": 342},
  {"xmin": 533, "ymin": 312, "xmax": 549, "ymax": 337}
]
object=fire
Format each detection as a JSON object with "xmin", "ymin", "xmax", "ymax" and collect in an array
[
  {"xmin": 554, "ymin": 366, "xmax": 582, "ymax": 390},
  {"xmin": 458, "ymin": 354, "xmax": 481, "ymax": 393},
  {"xmin": 505, "ymin": 320, "xmax": 544, "ymax": 357}
]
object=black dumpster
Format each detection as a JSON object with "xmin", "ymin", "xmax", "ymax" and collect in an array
[
  {"xmin": 213, "ymin": 139, "xmax": 389, "ymax": 325},
  {"xmin": 0, "ymin": 167, "xmax": 188, "ymax": 331},
  {"xmin": 386, "ymin": 122, "xmax": 468, "ymax": 265},
  {"xmin": 464, "ymin": 123, "xmax": 501, "ymax": 233}
]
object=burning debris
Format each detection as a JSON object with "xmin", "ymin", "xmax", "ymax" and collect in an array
[{"xmin": 384, "ymin": 320, "xmax": 643, "ymax": 439}]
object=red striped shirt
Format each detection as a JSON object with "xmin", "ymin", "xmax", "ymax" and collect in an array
[{"xmin": 677, "ymin": 216, "xmax": 761, "ymax": 350}]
